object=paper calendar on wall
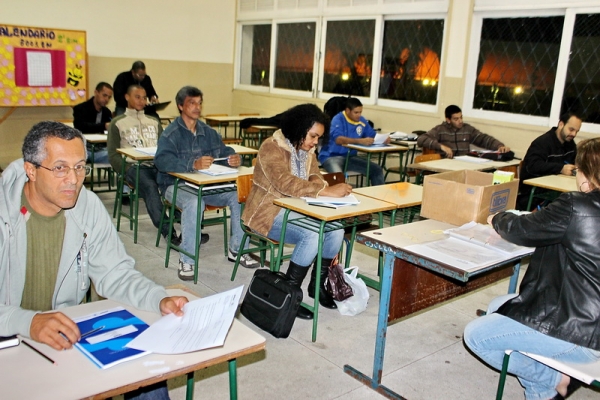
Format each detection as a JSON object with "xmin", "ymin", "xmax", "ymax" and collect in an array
[{"xmin": 0, "ymin": 24, "xmax": 88, "ymax": 107}]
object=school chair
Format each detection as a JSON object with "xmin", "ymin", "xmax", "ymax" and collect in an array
[
  {"xmin": 114, "ymin": 172, "xmax": 140, "ymax": 242},
  {"xmin": 231, "ymin": 172, "xmax": 292, "ymax": 281},
  {"xmin": 239, "ymin": 113, "xmax": 261, "ymax": 148},
  {"xmin": 495, "ymin": 350, "xmax": 600, "ymax": 400},
  {"xmin": 411, "ymin": 153, "xmax": 442, "ymax": 184}
]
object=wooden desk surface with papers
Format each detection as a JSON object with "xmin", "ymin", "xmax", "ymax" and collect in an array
[
  {"xmin": 0, "ymin": 289, "xmax": 265, "ymax": 400},
  {"xmin": 343, "ymin": 143, "xmax": 409, "ymax": 153},
  {"xmin": 84, "ymin": 133, "xmax": 108, "ymax": 143}
]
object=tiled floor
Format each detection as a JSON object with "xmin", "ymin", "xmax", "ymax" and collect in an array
[{"xmin": 100, "ymin": 191, "xmax": 599, "ymax": 400}]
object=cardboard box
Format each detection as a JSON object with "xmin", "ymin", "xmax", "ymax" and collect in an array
[{"xmin": 421, "ymin": 170, "xmax": 519, "ymax": 225}]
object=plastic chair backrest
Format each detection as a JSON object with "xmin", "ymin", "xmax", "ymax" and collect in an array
[
  {"xmin": 237, "ymin": 174, "xmax": 254, "ymax": 204},
  {"xmin": 322, "ymin": 172, "xmax": 345, "ymax": 186},
  {"xmin": 415, "ymin": 153, "xmax": 441, "ymax": 163}
]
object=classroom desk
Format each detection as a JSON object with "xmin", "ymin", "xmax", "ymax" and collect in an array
[
  {"xmin": 523, "ymin": 174, "xmax": 576, "ymax": 211},
  {"xmin": 84, "ymin": 133, "xmax": 109, "ymax": 192},
  {"xmin": 408, "ymin": 157, "xmax": 521, "ymax": 184},
  {"xmin": 115, "ymin": 148, "xmax": 155, "ymax": 244},
  {"xmin": 167, "ymin": 167, "xmax": 254, "ymax": 283},
  {"xmin": 344, "ymin": 220, "xmax": 531, "ymax": 399},
  {"xmin": 228, "ymin": 144, "xmax": 259, "ymax": 165},
  {"xmin": 1, "ymin": 289, "xmax": 265, "ymax": 400},
  {"xmin": 272, "ymin": 194, "xmax": 396, "ymax": 342},
  {"xmin": 243, "ymin": 125, "xmax": 278, "ymax": 149},
  {"xmin": 389, "ymin": 139, "xmax": 419, "ymax": 181},
  {"xmin": 352, "ymin": 182, "xmax": 423, "ymax": 290},
  {"xmin": 343, "ymin": 143, "xmax": 409, "ymax": 186},
  {"xmin": 204, "ymin": 115, "xmax": 270, "ymax": 138}
]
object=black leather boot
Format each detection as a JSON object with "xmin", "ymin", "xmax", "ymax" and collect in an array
[
  {"xmin": 285, "ymin": 261, "xmax": 314, "ymax": 320},
  {"xmin": 307, "ymin": 258, "xmax": 337, "ymax": 309}
]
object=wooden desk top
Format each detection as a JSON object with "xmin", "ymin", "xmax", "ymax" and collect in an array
[
  {"xmin": 204, "ymin": 115, "xmax": 270, "ymax": 123},
  {"xmin": 249, "ymin": 125, "xmax": 278, "ymax": 130},
  {"xmin": 229, "ymin": 144, "xmax": 259, "ymax": 155},
  {"xmin": 408, "ymin": 158, "xmax": 520, "ymax": 173},
  {"xmin": 273, "ymin": 193, "xmax": 396, "ymax": 222},
  {"xmin": 390, "ymin": 139, "xmax": 418, "ymax": 148},
  {"xmin": 353, "ymin": 182, "xmax": 423, "ymax": 208},
  {"xmin": 1, "ymin": 289, "xmax": 265, "ymax": 400},
  {"xmin": 116, "ymin": 147, "xmax": 155, "ymax": 162},
  {"xmin": 84, "ymin": 134, "xmax": 108, "ymax": 143},
  {"xmin": 170, "ymin": 166, "xmax": 254, "ymax": 186},
  {"xmin": 523, "ymin": 174, "xmax": 577, "ymax": 192},
  {"xmin": 344, "ymin": 143, "xmax": 409, "ymax": 153}
]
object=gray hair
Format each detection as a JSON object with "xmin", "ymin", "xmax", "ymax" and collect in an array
[
  {"xmin": 22, "ymin": 121, "xmax": 86, "ymax": 165},
  {"xmin": 175, "ymin": 86, "xmax": 203, "ymax": 110}
]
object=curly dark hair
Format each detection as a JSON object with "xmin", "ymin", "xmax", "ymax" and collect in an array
[
  {"xmin": 22, "ymin": 121, "xmax": 86, "ymax": 165},
  {"xmin": 280, "ymin": 104, "xmax": 330, "ymax": 148}
]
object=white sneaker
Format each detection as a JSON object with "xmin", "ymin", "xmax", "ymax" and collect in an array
[
  {"xmin": 178, "ymin": 260, "xmax": 195, "ymax": 281},
  {"xmin": 240, "ymin": 254, "xmax": 259, "ymax": 269}
]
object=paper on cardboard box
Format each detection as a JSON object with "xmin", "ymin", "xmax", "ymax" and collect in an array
[{"xmin": 420, "ymin": 170, "xmax": 518, "ymax": 225}]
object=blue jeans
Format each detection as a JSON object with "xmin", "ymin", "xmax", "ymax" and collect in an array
[
  {"xmin": 164, "ymin": 185, "xmax": 244, "ymax": 265},
  {"xmin": 87, "ymin": 148, "xmax": 109, "ymax": 164},
  {"xmin": 322, "ymin": 155, "xmax": 385, "ymax": 186},
  {"xmin": 124, "ymin": 382, "xmax": 169, "ymax": 400},
  {"xmin": 464, "ymin": 311, "xmax": 600, "ymax": 400},
  {"xmin": 266, "ymin": 209, "xmax": 344, "ymax": 267},
  {"xmin": 126, "ymin": 166, "xmax": 169, "ymax": 237}
]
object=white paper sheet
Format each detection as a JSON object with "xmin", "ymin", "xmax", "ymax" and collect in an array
[
  {"xmin": 126, "ymin": 286, "xmax": 243, "ymax": 354},
  {"xmin": 453, "ymin": 155, "xmax": 492, "ymax": 164},
  {"xmin": 136, "ymin": 146, "xmax": 157, "ymax": 156},
  {"xmin": 373, "ymin": 133, "xmax": 389, "ymax": 145},
  {"xmin": 27, "ymin": 51, "xmax": 52, "ymax": 86}
]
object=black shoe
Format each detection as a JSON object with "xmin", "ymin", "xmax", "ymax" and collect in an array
[
  {"xmin": 121, "ymin": 196, "xmax": 130, "ymax": 206},
  {"xmin": 201, "ymin": 233, "xmax": 209, "ymax": 244},
  {"xmin": 307, "ymin": 258, "xmax": 337, "ymax": 309},
  {"xmin": 163, "ymin": 231, "xmax": 181, "ymax": 247}
]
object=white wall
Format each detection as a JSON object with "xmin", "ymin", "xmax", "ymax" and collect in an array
[{"xmin": 1, "ymin": 0, "xmax": 236, "ymax": 63}]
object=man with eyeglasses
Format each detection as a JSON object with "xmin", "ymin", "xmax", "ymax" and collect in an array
[
  {"xmin": 113, "ymin": 60, "xmax": 158, "ymax": 117},
  {"xmin": 155, "ymin": 86, "xmax": 258, "ymax": 281},
  {"xmin": 0, "ymin": 121, "xmax": 186, "ymax": 399}
]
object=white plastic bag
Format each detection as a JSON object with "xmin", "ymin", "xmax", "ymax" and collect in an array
[{"xmin": 334, "ymin": 267, "xmax": 369, "ymax": 316}]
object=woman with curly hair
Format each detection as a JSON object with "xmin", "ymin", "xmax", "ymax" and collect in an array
[{"xmin": 242, "ymin": 103, "xmax": 352, "ymax": 320}]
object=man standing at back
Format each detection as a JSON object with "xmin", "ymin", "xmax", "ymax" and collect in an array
[
  {"xmin": 0, "ymin": 121, "xmax": 186, "ymax": 399},
  {"xmin": 155, "ymin": 86, "xmax": 257, "ymax": 281},
  {"xmin": 516, "ymin": 112, "xmax": 582, "ymax": 210},
  {"xmin": 318, "ymin": 97, "xmax": 387, "ymax": 186},
  {"xmin": 113, "ymin": 61, "xmax": 158, "ymax": 117},
  {"xmin": 107, "ymin": 84, "xmax": 180, "ymax": 245},
  {"xmin": 72, "ymin": 81, "xmax": 113, "ymax": 164},
  {"xmin": 418, "ymin": 104, "xmax": 510, "ymax": 158}
]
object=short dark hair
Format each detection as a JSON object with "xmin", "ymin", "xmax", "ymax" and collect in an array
[
  {"xmin": 445, "ymin": 105, "xmax": 462, "ymax": 119},
  {"xmin": 346, "ymin": 97, "xmax": 363, "ymax": 111},
  {"xmin": 22, "ymin": 121, "xmax": 85, "ymax": 165},
  {"xmin": 131, "ymin": 61, "xmax": 146, "ymax": 71},
  {"xmin": 95, "ymin": 82, "xmax": 113, "ymax": 92},
  {"xmin": 126, "ymin": 84, "xmax": 145, "ymax": 95},
  {"xmin": 280, "ymin": 104, "xmax": 330, "ymax": 148},
  {"xmin": 559, "ymin": 111, "xmax": 582, "ymax": 125},
  {"xmin": 576, "ymin": 138, "xmax": 600, "ymax": 191},
  {"xmin": 175, "ymin": 86, "xmax": 203, "ymax": 113}
]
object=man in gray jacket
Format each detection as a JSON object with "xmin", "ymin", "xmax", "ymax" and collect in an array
[{"xmin": 0, "ymin": 121, "xmax": 186, "ymax": 399}]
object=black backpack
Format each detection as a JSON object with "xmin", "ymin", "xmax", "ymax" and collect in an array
[{"xmin": 324, "ymin": 96, "xmax": 351, "ymax": 119}]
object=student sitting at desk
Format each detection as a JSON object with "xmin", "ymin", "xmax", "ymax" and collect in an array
[
  {"xmin": 318, "ymin": 97, "xmax": 387, "ymax": 186},
  {"xmin": 417, "ymin": 104, "xmax": 510, "ymax": 158},
  {"xmin": 242, "ymin": 104, "xmax": 352, "ymax": 319},
  {"xmin": 0, "ymin": 121, "xmax": 187, "ymax": 400},
  {"xmin": 464, "ymin": 138, "xmax": 600, "ymax": 400}
]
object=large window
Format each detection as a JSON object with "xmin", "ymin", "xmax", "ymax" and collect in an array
[
  {"xmin": 274, "ymin": 22, "xmax": 316, "ymax": 91},
  {"xmin": 562, "ymin": 13, "xmax": 600, "ymax": 123},
  {"xmin": 379, "ymin": 19, "xmax": 444, "ymax": 105},
  {"xmin": 322, "ymin": 20, "xmax": 376, "ymax": 97},
  {"xmin": 239, "ymin": 24, "xmax": 271, "ymax": 87},
  {"xmin": 473, "ymin": 16, "xmax": 563, "ymax": 117}
]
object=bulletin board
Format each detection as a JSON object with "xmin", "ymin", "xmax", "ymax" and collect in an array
[{"xmin": 0, "ymin": 24, "xmax": 88, "ymax": 107}]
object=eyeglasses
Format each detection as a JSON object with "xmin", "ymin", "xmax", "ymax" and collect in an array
[{"xmin": 35, "ymin": 164, "xmax": 91, "ymax": 178}]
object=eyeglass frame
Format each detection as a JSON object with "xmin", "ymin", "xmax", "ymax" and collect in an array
[{"xmin": 35, "ymin": 163, "xmax": 91, "ymax": 178}]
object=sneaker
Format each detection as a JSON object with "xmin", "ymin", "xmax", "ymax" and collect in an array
[
  {"xmin": 240, "ymin": 254, "xmax": 259, "ymax": 269},
  {"xmin": 227, "ymin": 249, "xmax": 259, "ymax": 268},
  {"xmin": 177, "ymin": 260, "xmax": 195, "ymax": 281}
]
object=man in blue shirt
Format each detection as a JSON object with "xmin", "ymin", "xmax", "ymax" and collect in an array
[
  {"xmin": 318, "ymin": 98, "xmax": 387, "ymax": 185},
  {"xmin": 154, "ymin": 86, "xmax": 257, "ymax": 281}
]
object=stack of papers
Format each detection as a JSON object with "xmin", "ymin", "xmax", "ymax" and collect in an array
[
  {"xmin": 454, "ymin": 155, "xmax": 492, "ymax": 164},
  {"xmin": 197, "ymin": 164, "xmax": 238, "ymax": 176},
  {"xmin": 136, "ymin": 147, "xmax": 158, "ymax": 156},
  {"xmin": 301, "ymin": 194, "xmax": 360, "ymax": 209}
]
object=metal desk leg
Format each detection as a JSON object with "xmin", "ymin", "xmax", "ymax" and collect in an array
[
  {"xmin": 526, "ymin": 187, "xmax": 536, "ymax": 211},
  {"xmin": 229, "ymin": 358, "xmax": 238, "ymax": 400},
  {"xmin": 365, "ymin": 153, "xmax": 372, "ymax": 186},
  {"xmin": 132, "ymin": 162, "xmax": 141, "ymax": 243},
  {"xmin": 508, "ymin": 262, "xmax": 521, "ymax": 294},
  {"xmin": 344, "ymin": 251, "xmax": 405, "ymax": 399},
  {"xmin": 185, "ymin": 371, "xmax": 195, "ymax": 400}
]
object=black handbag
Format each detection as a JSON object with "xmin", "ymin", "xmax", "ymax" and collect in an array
[
  {"xmin": 240, "ymin": 269, "xmax": 302, "ymax": 338},
  {"xmin": 467, "ymin": 150, "xmax": 515, "ymax": 162}
]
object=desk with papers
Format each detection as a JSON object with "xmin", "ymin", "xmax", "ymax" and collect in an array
[
  {"xmin": 344, "ymin": 219, "xmax": 533, "ymax": 399},
  {"xmin": 342, "ymin": 143, "xmax": 409, "ymax": 186},
  {"xmin": 0, "ymin": 289, "xmax": 265, "ymax": 400}
]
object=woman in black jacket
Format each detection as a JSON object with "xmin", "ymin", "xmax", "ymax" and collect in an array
[{"xmin": 464, "ymin": 137, "xmax": 600, "ymax": 400}]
